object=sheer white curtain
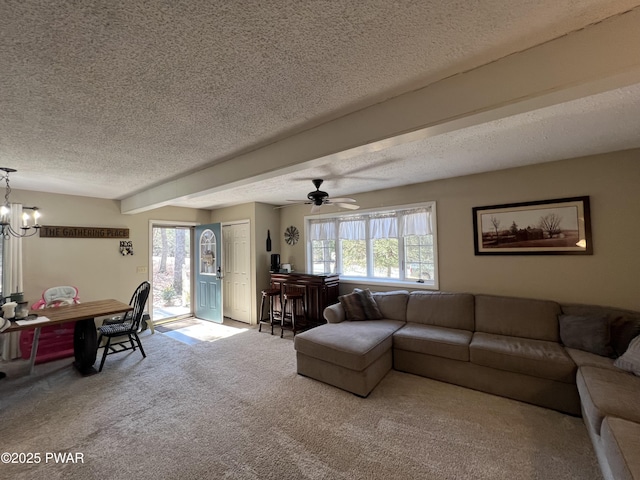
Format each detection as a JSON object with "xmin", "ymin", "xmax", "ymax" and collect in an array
[
  {"xmin": 369, "ymin": 214, "xmax": 398, "ymax": 239},
  {"xmin": 338, "ymin": 218, "xmax": 365, "ymax": 240},
  {"xmin": 400, "ymin": 207, "xmax": 432, "ymax": 236},
  {"xmin": 311, "ymin": 208, "xmax": 432, "ymax": 241},
  {"xmin": 2, "ymin": 203, "xmax": 24, "ymax": 360},
  {"xmin": 308, "ymin": 219, "xmax": 336, "ymax": 240}
]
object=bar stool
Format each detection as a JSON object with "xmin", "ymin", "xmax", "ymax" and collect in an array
[
  {"xmin": 259, "ymin": 288, "xmax": 281, "ymax": 335},
  {"xmin": 281, "ymin": 289, "xmax": 307, "ymax": 338}
]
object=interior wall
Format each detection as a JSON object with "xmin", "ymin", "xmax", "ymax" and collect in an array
[
  {"xmin": 279, "ymin": 213, "xmax": 306, "ymax": 272},
  {"xmin": 254, "ymin": 203, "xmax": 282, "ymax": 319},
  {"xmin": 12, "ymin": 190, "xmax": 210, "ymax": 308},
  {"xmin": 15, "ymin": 149, "xmax": 638, "ymax": 317},
  {"xmin": 209, "ymin": 203, "xmax": 255, "ymax": 225},
  {"xmin": 279, "ymin": 149, "xmax": 640, "ymax": 311}
]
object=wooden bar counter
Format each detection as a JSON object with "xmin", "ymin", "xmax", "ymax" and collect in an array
[{"xmin": 269, "ymin": 272, "xmax": 339, "ymax": 327}]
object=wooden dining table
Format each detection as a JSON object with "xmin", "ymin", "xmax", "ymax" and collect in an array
[{"xmin": 4, "ymin": 299, "xmax": 133, "ymax": 376}]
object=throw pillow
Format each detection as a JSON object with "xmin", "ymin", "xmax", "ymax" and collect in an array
[
  {"xmin": 610, "ymin": 315, "xmax": 640, "ymax": 357},
  {"xmin": 614, "ymin": 335, "xmax": 640, "ymax": 376},
  {"xmin": 559, "ymin": 314, "xmax": 614, "ymax": 358},
  {"xmin": 339, "ymin": 292, "xmax": 366, "ymax": 321},
  {"xmin": 357, "ymin": 288, "xmax": 383, "ymax": 320}
]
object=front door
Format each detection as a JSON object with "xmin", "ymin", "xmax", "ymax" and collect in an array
[{"xmin": 195, "ymin": 223, "xmax": 222, "ymax": 323}]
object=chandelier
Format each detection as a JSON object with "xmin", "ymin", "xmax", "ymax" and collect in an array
[{"xmin": 0, "ymin": 167, "xmax": 41, "ymax": 238}]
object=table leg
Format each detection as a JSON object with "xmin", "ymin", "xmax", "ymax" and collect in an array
[
  {"xmin": 73, "ymin": 318, "xmax": 98, "ymax": 376},
  {"xmin": 28, "ymin": 327, "xmax": 42, "ymax": 375}
]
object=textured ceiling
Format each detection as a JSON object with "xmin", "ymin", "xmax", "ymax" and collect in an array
[{"xmin": 1, "ymin": 0, "xmax": 640, "ymax": 209}]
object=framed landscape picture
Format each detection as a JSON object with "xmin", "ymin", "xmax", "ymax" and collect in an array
[{"xmin": 473, "ymin": 196, "xmax": 592, "ymax": 255}]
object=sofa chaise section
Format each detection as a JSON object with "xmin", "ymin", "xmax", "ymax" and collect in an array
[{"xmin": 294, "ymin": 291, "xmax": 409, "ymax": 397}]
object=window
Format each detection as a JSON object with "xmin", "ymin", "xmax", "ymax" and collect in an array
[
  {"xmin": 311, "ymin": 239, "xmax": 335, "ymax": 274},
  {"xmin": 199, "ymin": 228, "xmax": 217, "ymax": 275},
  {"xmin": 307, "ymin": 203, "xmax": 437, "ymax": 288},
  {"xmin": 404, "ymin": 234, "xmax": 434, "ymax": 281}
]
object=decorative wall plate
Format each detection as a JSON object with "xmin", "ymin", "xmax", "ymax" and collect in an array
[{"xmin": 284, "ymin": 225, "xmax": 299, "ymax": 245}]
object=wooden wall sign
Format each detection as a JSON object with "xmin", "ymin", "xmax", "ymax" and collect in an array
[{"xmin": 39, "ymin": 226, "xmax": 129, "ymax": 239}]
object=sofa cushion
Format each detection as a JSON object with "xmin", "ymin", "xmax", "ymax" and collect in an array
[
  {"xmin": 559, "ymin": 314, "xmax": 614, "ymax": 357},
  {"xmin": 371, "ymin": 291, "xmax": 409, "ymax": 322},
  {"xmin": 469, "ymin": 332, "xmax": 576, "ymax": 383},
  {"xmin": 601, "ymin": 416, "xmax": 640, "ymax": 480},
  {"xmin": 475, "ymin": 295, "xmax": 561, "ymax": 342},
  {"xmin": 393, "ymin": 323, "xmax": 472, "ymax": 361},
  {"xmin": 614, "ymin": 335, "xmax": 640, "ymax": 376},
  {"xmin": 406, "ymin": 292, "xmax": 474, "ymax": 330},
  {"xmin": 576, "ymin": 366, "xmax": 640, "ymax": 435},
  {"xmin": 562, "ymin": 303, "xmax": 640, "ymax": 357},
  {"xmin": 293, "ymin": 320, "xmax": 405, "ymax": 372},
  {"xmin": 565, "ymin": 347, "xmax": 618, "ymax": 371}
]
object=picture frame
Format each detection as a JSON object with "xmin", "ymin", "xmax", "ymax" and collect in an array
[{"xmin": 473, "ymin": 196, "xmax": 592, "ymax": 255}]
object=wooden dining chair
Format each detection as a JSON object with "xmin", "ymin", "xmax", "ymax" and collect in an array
[{"xmin": 96, "ymin": 281, "xmax": 150, "ymax": 372}]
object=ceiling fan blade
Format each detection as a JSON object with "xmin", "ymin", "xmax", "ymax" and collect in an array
[
  {"xmin": 274, "ymin": 201, "xmax": 310, "ymax": 209},
  {"xmin": 334, "ymin": 203, "xmax": 360, "ymax": 210},
  {"xmin": 310, "ymin": 204, "xmax": 323, "ymax": 214},
  {"xmin": 328, "ymin": 197, "xmax": 356, "ymax": 203}
]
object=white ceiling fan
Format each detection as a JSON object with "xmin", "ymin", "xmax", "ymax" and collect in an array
[{"xmin": 278, "ymin": 179, "xmax": 360, "ymax": 213}]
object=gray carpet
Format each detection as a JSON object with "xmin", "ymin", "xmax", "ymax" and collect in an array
[{"xmin": 0, "ymin": 325, "xmax": 602, "ymax": 480}]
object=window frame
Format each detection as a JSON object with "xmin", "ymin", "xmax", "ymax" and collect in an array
[{"xmin": 305, "ymin": 202, "xmax": 439, "ymax": 290}]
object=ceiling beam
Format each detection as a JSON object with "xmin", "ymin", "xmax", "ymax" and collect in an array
[{"xmin": 121, "ymin": 8, "xmax": 640, "ymax": 214}]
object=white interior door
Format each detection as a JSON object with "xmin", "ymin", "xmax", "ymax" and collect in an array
[{"xmin": 222, "ymin": 222, "xmax": 251, "ymax": 323}]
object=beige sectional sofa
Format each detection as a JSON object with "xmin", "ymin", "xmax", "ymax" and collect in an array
[{"xmin": 293, "ymin": 290, "xmax": 640, "ymax": 480}]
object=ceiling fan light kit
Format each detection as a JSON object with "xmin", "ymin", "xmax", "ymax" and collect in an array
[{"xmin": 307, "ymin": 178, "xmax": 328, "ymax": 205}]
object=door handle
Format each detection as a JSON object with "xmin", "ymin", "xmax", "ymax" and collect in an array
[{"xmin": 217, "ymin": 266, "xmax": 223, "ymax": 280}]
